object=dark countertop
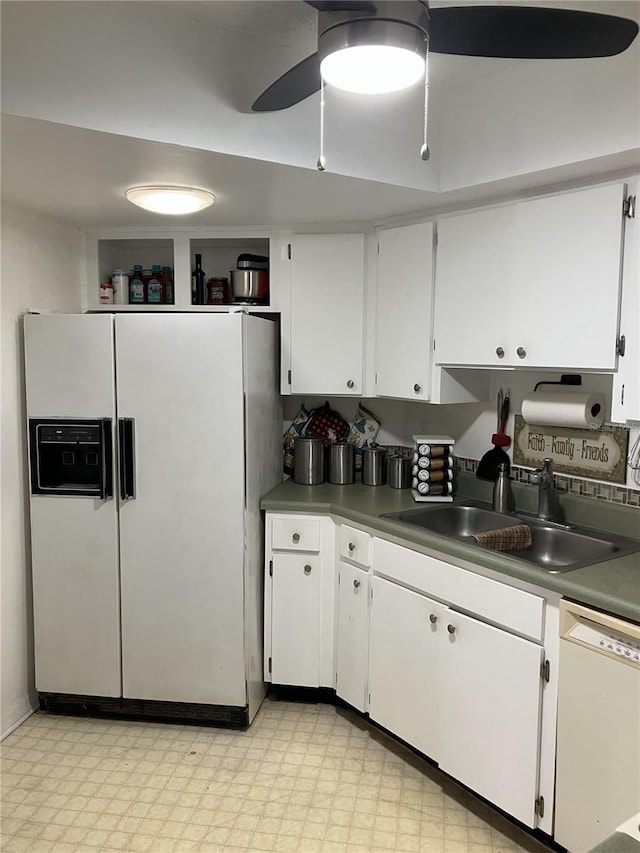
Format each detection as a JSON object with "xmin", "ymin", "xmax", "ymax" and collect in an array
[
  {"xmin": 591, "ymin": 835, "xmax": 640, "ymax": 853},
  {"xmin": 261, "ymin": 473, "xmax": 640, "ymax": 624}
]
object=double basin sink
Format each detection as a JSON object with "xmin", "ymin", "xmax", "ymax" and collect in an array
[{"xmin": 382, "ymin": 501, "xmax": 640, "ymax": 573}]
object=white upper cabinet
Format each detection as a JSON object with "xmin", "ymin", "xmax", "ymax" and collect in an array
[
  {"xmin": 288, "ymin": 233, "xmax": 365, "ymax": 396},
  {"xmin": 375, "ymin": 222, "xmax": 434, "ymax": 400},
  {"xmin": 434, "ymin": 183, "xmax": 627, "ymax": 370},
  {"xmin": 612, "ymin": 180, "xmax": 639, "ymax": 422}
]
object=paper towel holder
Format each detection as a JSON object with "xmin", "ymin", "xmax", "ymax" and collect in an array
[{"xmin": 533, "ymin": 374, "xmax": 582, "ymax": 392}]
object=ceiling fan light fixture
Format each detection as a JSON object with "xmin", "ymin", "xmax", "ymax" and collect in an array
[
  {"xmin": 319, "ymin": 18, "xmax": 426, "ymax": 95},
  {"xmin": 125, "ymin": 185, "xmax": 215, "ymax": 215}
]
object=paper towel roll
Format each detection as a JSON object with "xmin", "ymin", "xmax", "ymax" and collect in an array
[{"xmin": 521, "ymin": 392, "xmax": 606, "ymax": 429}]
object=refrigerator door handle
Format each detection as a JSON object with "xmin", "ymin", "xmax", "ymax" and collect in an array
[
  {"xmin": 118, "ymin": 418, "xmax": 136, "ymax": 501},
  {"xmin": 100, "ymin": 418, "xmax": 114, "ymax": 500}
]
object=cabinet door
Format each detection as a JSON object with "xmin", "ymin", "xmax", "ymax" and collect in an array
[
  {"xmin": 335, "ymin": 562, "xmax": 370, "ymax": 712},
  {"xmin": 369, "ymin": 576, "xmax": 445, "ymax": 762},
  {"xmin": 512, "ymin": 183, "xmax": 625, "ymax": 370},
  {"xmin": 271, "ymin": 553, "xmax": 321, "ymax": 687},
  {"xmin": 289, "ymin": 233, "xmax": 365, "ymax": 395},
  {"xmin": 612, "ymin": 180, "xmax": 639, "ymax": 422},
  {"xmin": 439, "ymin": 610, "xmax": 544, "ymax": 828},
  {"xmin": 375, "ymin": 222, "xmax": 434, "ymax": 400},
  {"xmin": 434, "ymin": 206, "xmax": 516, "ymax": 367}
]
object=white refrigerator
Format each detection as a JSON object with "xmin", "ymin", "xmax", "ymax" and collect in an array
[{"xmin": 24, "ymin": 312, "xmax": 282, "ymax": 725}]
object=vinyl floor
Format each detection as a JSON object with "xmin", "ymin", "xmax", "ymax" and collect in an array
[{"xmin": 1, "ymin": 695, "xmax": 553, "ymax": 853}]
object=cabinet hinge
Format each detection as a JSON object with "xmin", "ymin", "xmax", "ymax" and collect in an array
[
  {"xmin": 535, "ymin": 795, "xmax": 545, "ymax": 818},
  {"xmin": 269, "ymin": 560, "xmax": 273, "ymax": 577},
  {"xmin": 540, "ymin": 659, "xmax": 550, "ymax": 683},
  {"xmin": 268, "ymin": 657, "xmax": 272, "ymax": 674},
  {"xmin": 621, "ymin": 384, "xmax": 625, "ymax": 406},
  {"xmin": 287, "ymin": 243, "xmax": 292, "ymax": 259},
  {"xmin": 287, "ymin": 369, "xmax": 292, "ymax": 385},
  {"xmin": 375, "ymin": 372, "xmax": 378, "ymax": 385},
  {"xmin": 616, "ymin": 335, "xmax": 626, "ymax": 357},
  {"xmin": 623, "ymin": 195, "xmax": 636, "ymax": 219}
]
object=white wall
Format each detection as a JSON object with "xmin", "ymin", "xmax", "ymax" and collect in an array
[{"xmin": 1, "ymin": 203, "xmax": 83, "ymax": 738}]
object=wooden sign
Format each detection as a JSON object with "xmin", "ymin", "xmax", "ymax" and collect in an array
[{"xmin": 513, "ymin": 416, "xmax": 629, "ymax": 484}]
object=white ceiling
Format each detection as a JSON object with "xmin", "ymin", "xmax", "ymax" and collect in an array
[{"xmin": 1, "ymin": 0, "xmax": 639, "ymax": 229}]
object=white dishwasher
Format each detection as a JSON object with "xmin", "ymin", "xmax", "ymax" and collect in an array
[{"xmin": 555, "ymin": 600, "xmax": 640, "ymax": 853}]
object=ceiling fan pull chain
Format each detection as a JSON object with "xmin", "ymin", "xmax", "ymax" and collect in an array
[
  {"xmin": 317, "ymin": 77, "xmax": 326, "ymax": 172},
  {"xmin": 420, "ymin": 36, "xmax": 430, "ymax": 162}
]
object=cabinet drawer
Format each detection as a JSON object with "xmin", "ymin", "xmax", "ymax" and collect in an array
[
  {"xmin": 272, "ymin": 516, "xmax": 321, "ymax": 551},
  {"xmin": 339, "ymin": 525, "xmax": 372, "ymax": 567},
  {"xmin": 373, "ymin": 538, "xmax": 545, "ymax": 642}
]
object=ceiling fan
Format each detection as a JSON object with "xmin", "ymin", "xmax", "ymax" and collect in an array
[{"xmin": 251, "ymin": 1, "xmax": 639, "ymax": 112}]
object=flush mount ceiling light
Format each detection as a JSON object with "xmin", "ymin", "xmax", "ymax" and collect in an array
[
  {"xmin": 319, "ymin": 19, "xmax": 425, "ymax": 94},
  {"xmin": 125, "ymin": 185, "xmax": 215, "ymax": 215}
]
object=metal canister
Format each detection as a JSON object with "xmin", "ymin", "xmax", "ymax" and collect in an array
[
  {"xmin": 388, "ymin": 455, "xmax": 411, "ymax": 489},
  {"xmin": 328, "ymin": 441, "xmax": 354, "ymax": 485},
  {"xmin": 362, "ymin": 445, "xmax": 386, "ymax": 486},
  {"xmin": 293, "ymin": 436, "xmax": 325, "ymax": 485}
]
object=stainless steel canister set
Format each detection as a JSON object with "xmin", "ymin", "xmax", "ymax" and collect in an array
[{"xmin": 293, "ymin": 437, "xmax": 411, "ymax": 488}]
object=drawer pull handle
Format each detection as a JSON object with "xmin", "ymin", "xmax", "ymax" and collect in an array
[
  {"xmin": 517, "ymin": 346, "xmax": 527, "ymax": 359},
  {"xmin": 304, "ymin": 564, "xmax": 312, "ymax": 575},
  {"xmin": 447, "ymin": 624, "xmax": 456, "ymax": 635},
  {"xmin": 292, "ymin": 533, "xmax": 300, "ymax": 543},
  {"xmin": 347, "ymin": 379, "xmax": 355, "ymax": 388},
  {"xmin": 496, "ymin": 346, "xmax": 505, "ymax": 359},
  {"xmin": 429, "ymin": 613, "xmax": 438, "ymax": 624},
  {"xmin": 348, "ymin": 542, "xmax": 355, "ymax": 551},
  {"xmin": 414, "ymin": 383, "xmax": 421, "ymax": 393},
  {"xmin": 353, "ymin": 579, "xmax": 361, "ymax": 589}
]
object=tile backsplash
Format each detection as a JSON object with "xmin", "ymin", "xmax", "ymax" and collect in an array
[{"xmin": 456, "ymin": 456, "xmax": 640, "ymax": 508}]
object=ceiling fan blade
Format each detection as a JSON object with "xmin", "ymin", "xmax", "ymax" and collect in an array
[
  {"xmin": 252, "ymin": 53, "xmax": 321, "ymax": 111},
  {"xmin": 304, "ymin": 0, "xmax": 376, "ymax": 12},
  {"xmin": 428, "ymin": 6, "xmax": 639, "ymax": 59}
]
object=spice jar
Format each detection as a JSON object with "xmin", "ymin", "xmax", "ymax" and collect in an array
[{"xmin": 207, "ymin": 277, "xmax": 230, "ymax": 305}]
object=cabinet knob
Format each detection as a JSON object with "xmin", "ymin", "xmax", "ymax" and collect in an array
[
  {"xmin": 353, "ymin": 579, "xmax": 361, "ymax": 589},
  {"xmin": 347, "ymin": 379, "xmax": 355, "ymax": 389},
  {"xmin": 429, "ymin": 613, "xmax": 438, "ymax": 624},
  {"xmin": 304, "ymin": 564, "xmax": 312, "ymax": 575},
  {"xmin": 348, "ymin": 542, "xmax": 355, "ymax": 551},
  {"xmin": 447, "ymin": 624, "xmax": 456, "ymax": 635},
  {"xmin": 496, "ymin": 346, "xmax": 505, "ymax": 359},
  {"xmin": 292, "ymin": 532, "xmax": 300, "ymax": 543},
  {"xmin": 517, "ymin": 346, "xmax": 527, "ymax": 359},
  {"xmin": 414, "ymin": 383, "xmax": 421, "ymax": 394}
]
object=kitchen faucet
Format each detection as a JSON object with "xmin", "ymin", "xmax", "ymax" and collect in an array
[{"xmin": 529, "ymin": 458, "xmax": 558, "ymax": 521}]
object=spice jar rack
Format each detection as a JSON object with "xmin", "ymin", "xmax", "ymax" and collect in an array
[{"xmin": 411, "ymin": 435, "xmax": 455, "ymax": 502}]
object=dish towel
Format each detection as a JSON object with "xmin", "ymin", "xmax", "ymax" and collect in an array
[{"xmin": 471, "ymin": 524, "xmax": 533, "ymax": 551}]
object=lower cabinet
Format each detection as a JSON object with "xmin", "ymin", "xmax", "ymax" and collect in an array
[
  {"xmin": 369, "ymin": 577, "xmax": 444, "ymax": 762},
  {"xmin": 335, "ymin": 561, "xmax": 370, "ymax": 712},
  {"xmin": 270, "ymin": 553, "xmax": 321, "ymax": 687},
  {"xmin": 437, "ymin": 609, "xmax": 544, "ymax": 828},
  {"xmin": 368, "ymin": 575, "xmax": 544, "ymax": 827},
  {"xmin": 265, "ymin": 512, "xmax": 554, "ymax": 832}
]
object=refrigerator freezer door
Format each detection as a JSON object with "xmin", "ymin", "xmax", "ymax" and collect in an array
[
  {"xmin": 115, "ymin": 314, "xmax": 247, "ymax": 705},
  {"xmin": 24, "ymin": 314, "xmax": 121, "ymax": 696}
]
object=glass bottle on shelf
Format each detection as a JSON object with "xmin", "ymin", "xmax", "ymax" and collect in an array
[
  {"xmin": 147, "ymin": 265, "xmax": 163, "ymax": 304},
  {"xmin": 192, "ymin": 254, "xmax": 206, "ymax": 305},
  {"xmin": 129, "ymin": 265, "xmax": 146, "ymax": 304},
  {"xmin": 162, "ymin": 266, "xmax": 174, "ymax": 304}
]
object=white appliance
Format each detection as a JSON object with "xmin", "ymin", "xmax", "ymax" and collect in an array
[
  {"xmin": 24, "ymin": 312, "xmax": 282, "ymax": 725},
  {"xmin": 555, "ymin": 599, "xmax": 640, "ymax": 852}
]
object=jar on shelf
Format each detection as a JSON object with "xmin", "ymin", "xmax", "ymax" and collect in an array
[
  {"xmin": 162, "ymin": 266, "xmax": 174, "ymax": 304},
  {"xmin": 147, "ymin": 265, "xmax": 164, "ymax": 304},
  {"xmin": 129, "ymin": 265, "xmax": 145, "ymax": 303},
  {"xmin": 99, "ymin": 282, "xmax": 114, "ymax": 304},
  {"xmin": 111, "ymin": 269, "xmax": 128, "ymax": 305},
  {"xmin": 207, "ymin": 277, "xmax": 230, "ymax": 305}
]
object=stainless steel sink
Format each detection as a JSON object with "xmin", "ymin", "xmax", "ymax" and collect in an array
[{"xmin": 381, "ymin": 501, "xmax": 640, "ymax": 573}]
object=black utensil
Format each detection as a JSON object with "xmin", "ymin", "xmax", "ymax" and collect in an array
[{"xmin": 477, "ymin": 393, "xmax": 511, "ymax": 482}]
